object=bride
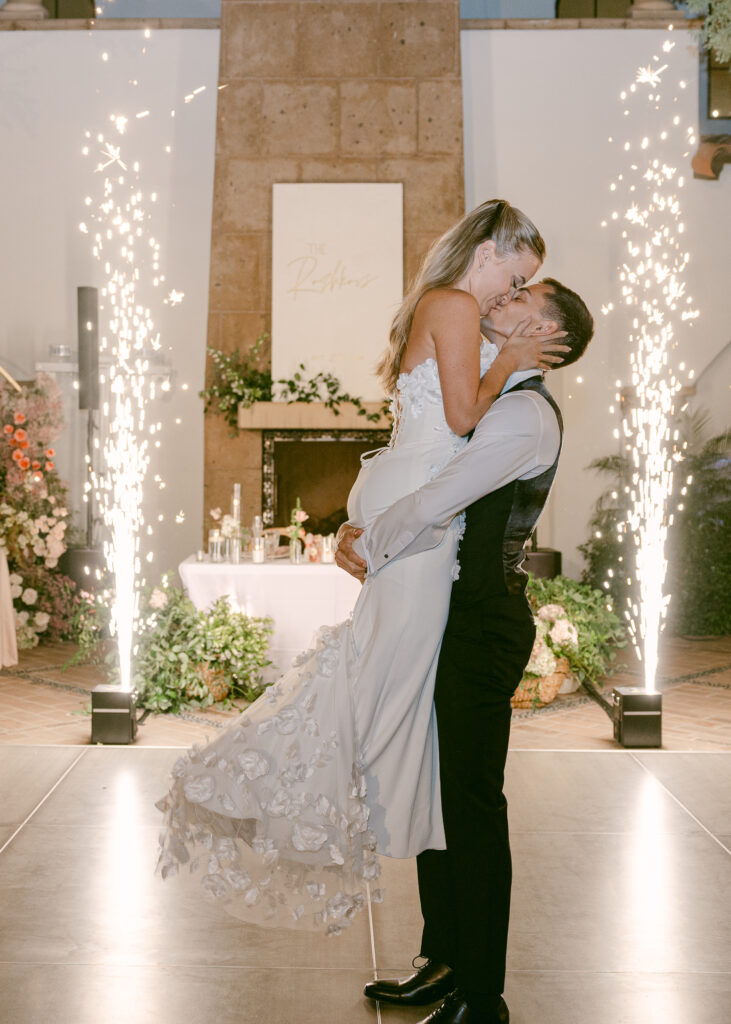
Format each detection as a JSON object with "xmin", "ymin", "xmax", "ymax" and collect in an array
[{"xmin": 156, "ymin": 199, "xmax": 564, "ymax": 934}]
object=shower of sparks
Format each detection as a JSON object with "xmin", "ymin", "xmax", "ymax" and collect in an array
[
  {"xmin": 601, "ymin": 49, "xmax": 698, "ymax": 692},
  {"xmin": 81, "ymin": 122, "xmax": 176, "ymax": 693}
]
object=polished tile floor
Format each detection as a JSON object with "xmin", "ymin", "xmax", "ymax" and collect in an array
[{"xmin": 0, "ymin": 745, "xmax": 729, "ymax": 1023}]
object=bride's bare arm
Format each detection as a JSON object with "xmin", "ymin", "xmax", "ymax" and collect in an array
[{"xmin": 420, "ymin": 290, "xmax": 565, "ymax": 436}]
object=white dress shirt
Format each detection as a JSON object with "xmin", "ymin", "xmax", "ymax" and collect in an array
[{"xmin": 359, "ymin": 370, "xmax": 561, "ymax": 575}]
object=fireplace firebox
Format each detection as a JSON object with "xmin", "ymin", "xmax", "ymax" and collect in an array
[{"xmin": 262, "ymin": 429, "xmax": 390, "ymax": 535}]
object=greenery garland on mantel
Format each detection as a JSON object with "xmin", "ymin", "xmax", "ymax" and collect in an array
[{"xmin": 201, "ymin": 335, "xmax": 391, "ymax": 435}]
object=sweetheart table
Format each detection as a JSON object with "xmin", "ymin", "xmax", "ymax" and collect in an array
[{"xmin": 178, "ymin": 556, "xmax": 362, "ymax": 682}]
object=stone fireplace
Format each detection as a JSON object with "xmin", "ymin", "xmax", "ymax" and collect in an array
[{"xmin": 204, "ymin": 0, "xmax": 464, "ymax": 531}]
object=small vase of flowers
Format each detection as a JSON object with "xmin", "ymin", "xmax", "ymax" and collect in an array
[{"xmin": 288, "ymin": 498, "xmax": 308, "ymax": 563}]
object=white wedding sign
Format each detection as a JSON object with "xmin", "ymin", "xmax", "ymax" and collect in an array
[{"xmin": 272, "ymin": 183, "xmax": 403, "ymax": 402}]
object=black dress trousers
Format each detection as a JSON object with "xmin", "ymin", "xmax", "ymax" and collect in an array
[{"xmin": 416, "ymin": 594, "xmax": 535, "ymax": 1011}]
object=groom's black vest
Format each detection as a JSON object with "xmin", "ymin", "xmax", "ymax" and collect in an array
[{"xmin": 448, "ymin": 376, "xmax": 563, "ymax": 615}]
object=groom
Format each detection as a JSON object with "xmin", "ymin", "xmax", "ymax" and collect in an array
[{"xmin": 336, "ymin": 278, "xmax": 594, "ymax": 1024}]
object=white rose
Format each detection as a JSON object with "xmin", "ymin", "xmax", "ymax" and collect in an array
[
  {"xmin": 9, "ymin": 573, "xmax": 22, "ymax": 585},
  {"xmin": 21, "ymin": 588, "xmax": 38, "ymax": 605},
  {"xmin": 537, "ymin": 603, "xmax": 568, "ymax": 622},
  {"xmin": 148, "ymin": 588, "xmax": 168, "ymax": 610},
  {"xmin": 10, "ymin": 583, "xmax": 22, "ymax": 600},
  {"xmin": 525, "ymin": 636, "xmax": 557, "ymax": 677},
  {"xmin": 550, "ymin": 619, "xmax": 579, "ymax": 649},
  {"xmin": 15, "ymin": 610, "xmax": 29, "ymax": 626},
  {"xmin": 45, "ymin": 558, "xmax": 58, "ymax": 569},
  {"xmin": 34, "ymin": 611, "xmax": 50, "ymax": 630}
]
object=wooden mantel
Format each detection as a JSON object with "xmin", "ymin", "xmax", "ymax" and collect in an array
[{"xmin": 237, "ymin": 402, "xmax": 391, "ymax": 431}]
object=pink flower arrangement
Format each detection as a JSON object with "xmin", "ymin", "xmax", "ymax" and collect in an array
[{"xmin": 1, "ymin": 374, "xmax": 77, "ymax": 649}]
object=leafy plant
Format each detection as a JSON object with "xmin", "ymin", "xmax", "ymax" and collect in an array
[
  {"xmin": 200, "ymin": 335, "xmax": 391, "ymax": 435},
  {"xmin": 71, "ymin": 575, "xmax": 274, "ymax": 713},
  {"xmin": 200, "ymin": 335, "xmax": 273, "ymax": 433},
  {"xmin": 579, "ymin": 410, "xmax": 731, "ymax": 636},
  {"xmin": 133, "ymin": 580, "xmax": 273, "ymax": 713},
  {"xmin": 525, "ymin": 574, "xmax": 626, "ymax": 691},
  {"xmin": 684, "ymin": 1, "xmax": 731, "ymax": 63}
]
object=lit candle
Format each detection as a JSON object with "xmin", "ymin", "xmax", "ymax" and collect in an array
[
  {"xmin": 252, "ymin": 537, "xmax": 265, "ymax": 563},
  {"xmin": 321, "ymin": 534, "xmax": 336, "ymax": 563}
]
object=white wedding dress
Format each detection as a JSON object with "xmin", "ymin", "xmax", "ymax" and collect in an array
[{"xmin": 156, "ymin": 340, "xmax": 498, "ymax": 934}]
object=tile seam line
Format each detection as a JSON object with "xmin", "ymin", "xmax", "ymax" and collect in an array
[
  {"xmin": 628, "ymin": 752, "xmax": 731, "ymax": 856},
  {"xmin": 0, "ymin": 960, "xmax": 376, "ymax": 968},
  {"xmin": 0, "ymin": 962, "xmax": 726, "ymax": 976},
  {"xmin": 0, "ymin": 748, "xmax": 88, "ymax": 857},
  {"xmin": 365, "ymin": 881, "xmax": 383, "ymax": 1024}
]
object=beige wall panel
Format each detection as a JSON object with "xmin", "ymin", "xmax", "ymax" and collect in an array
[
  {"xmin": 260, "ymin": 83, "xmax": 339, "ymax": 157},
  {"xmin": 418, "ymin": 79, "xmax": 464, "ymax": 154},
  {"xmin": 212, "ymin": 157, "xmax": 300, "ymax": 234},
  {"xmin": 221, "ymin": 3, "xmax": 299, "ymax": 80},
  {"xmin": 377, "ymin": 2, "xmax": 460, "ymax": 78},
  {"xmin": 298, "ymin": 2, "xmax": 380, "ymax": 78},
  {"xmin": 209, "ymin": 233, "xmax": 264, "ymax": 312},
  {"xmin": 340, "ymin": 81, "xmax": 418, "ymax": 157}
]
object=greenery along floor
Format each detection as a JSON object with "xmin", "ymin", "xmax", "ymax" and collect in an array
[{"xmin": 1, "ymin": 635, "xmax": 729, "ymax": 751}]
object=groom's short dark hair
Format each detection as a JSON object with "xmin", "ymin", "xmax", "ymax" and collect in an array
[{"xmin": 540, "ymin": 278, "xmax": 594, "ymax": 367}]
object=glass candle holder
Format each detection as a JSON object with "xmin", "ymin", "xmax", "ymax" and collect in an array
[
  {"xmin": 321, "ymin": 534, "xmax": 336, "ymax": 563},
  {"xmin": 252, "ymin": 537, "xmax": 265, "ymax": 563},
  {"xmin": 252, "ymin": 514, "xmax": 263, "ymax": 539},
  {"xmin": 208, "ymin": 531, "xmax": 223, "ymax": 563},
  {"xmin": 264, "ymin": 531, "xmax": 280, "ymax": 558}
]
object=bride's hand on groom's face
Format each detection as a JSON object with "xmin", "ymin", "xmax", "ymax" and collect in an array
[
  {"xmin": 502, "ymin": 317, "xmax": 570, "ymax": 372},
  {"xmin": 335, "ymin": 523, "xmax": 367, "ymax": 583}
]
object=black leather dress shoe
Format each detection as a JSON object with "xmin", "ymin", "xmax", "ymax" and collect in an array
[
  {"xmin": 363, "ymin": 960, "xmax": 455, "ymax": 1006},
  {"xmin": 415, "ymin": 990, "xmax": 510, "ymax": 1024}
]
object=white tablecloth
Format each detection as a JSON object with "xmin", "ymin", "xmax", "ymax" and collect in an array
[
  {"xmin": 0, "ymin": 549, "xmax": 18, "ymax": 669},
  {"xmin": 179, "ymin": 556, "xmax": 362, "ymax": 681}
]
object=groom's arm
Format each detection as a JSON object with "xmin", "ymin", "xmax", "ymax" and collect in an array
[{"xmin": 353, "ymin": 389, "xmax": 560, "ymax": 576}]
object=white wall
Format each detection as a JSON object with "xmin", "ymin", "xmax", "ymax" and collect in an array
[
  {"xmin": 462, "ymin": 28, "xmax": 731, "ymax": 578},
  {"xmin": 0, "ymin": 28, "xmax": 220, "ymax": 578}
]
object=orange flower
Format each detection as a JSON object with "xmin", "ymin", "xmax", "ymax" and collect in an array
[
  {"xmin": 14, "ymin": 428, "xmax": 27, "ymax": 443},
  {"xmin": 12, "ymin": 449, "xmax": 23, "ymax": 462},
  {"xmin": 19, "ymin": 457, "xmax": 30, "ymax": 470},
  {"xmin": 19, "ymin": 440, "xmax": 29, "ymax": 450},
  {"xmin": 3, "ymin": 424, "xmax": 13, "ymax": 435},
  {"xmin": 45, "ymin": 448, "xmax": 55, "ymax": 458},
  {"xmin": 13, "ymin": 412, "xmax": 26, "ymax": 425},
  {"xmin": 32, "ymin": 460, "xmax": 41, "ymax": 470},
  {"xmin": 45, "ymin": 461, "xmax": 55, "ymax": 471}
]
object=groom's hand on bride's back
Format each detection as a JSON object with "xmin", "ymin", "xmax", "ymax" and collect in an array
[{"xmin": 335, "ymin": 523, "xmax": 367, "ymax": 582}]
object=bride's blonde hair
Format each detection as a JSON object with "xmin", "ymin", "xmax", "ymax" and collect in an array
[{"xmin": 377, "ymin": 199, "xmax": 546, "ymax": 393}]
